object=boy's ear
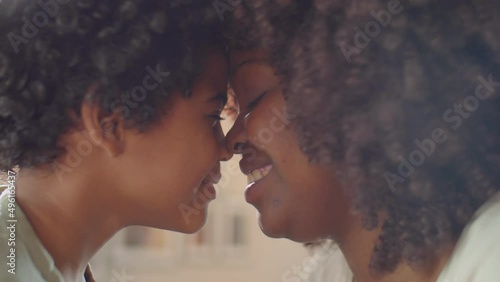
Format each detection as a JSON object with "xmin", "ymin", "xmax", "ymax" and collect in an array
[{"xmin": 80, "ymin": 88, "xmax": 125, "ymax": 157}]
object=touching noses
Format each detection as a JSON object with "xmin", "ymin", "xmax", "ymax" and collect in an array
[
  {"xmin": 215, "ymin": 121, "xmax": 233, "ymax": 162},
  {"xmin": 225, "ymin": 116, "xmax": 247, "ymax": 156}
]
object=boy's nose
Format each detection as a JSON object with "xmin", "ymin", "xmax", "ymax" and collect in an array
[{"xmin": 215, "ymin": 122, "xmax": 233, "ymax": 161}]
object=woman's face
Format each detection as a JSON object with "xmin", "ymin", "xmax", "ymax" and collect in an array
[
  {"xmin": 114, "ymin": 48, "xmax": 231, "ymax": 233},
  {"xmin": 226, "ymin": 49, "xmax": 352, "ymax": 242}
]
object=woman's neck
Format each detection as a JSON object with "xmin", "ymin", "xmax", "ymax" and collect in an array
[
  {"xmin": 16, "ymin": 168, "xmax": 124, "ymax": 282},
  {"xmin": 335, "ymin": 214, "xmax": 454, "ymax": 282}
]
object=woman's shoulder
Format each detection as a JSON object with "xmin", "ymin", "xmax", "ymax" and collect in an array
[{"xmin": 437, "ymin": 192, "xmax": 500, "ymax": 282}]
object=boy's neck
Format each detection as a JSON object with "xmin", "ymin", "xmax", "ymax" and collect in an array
[{"xmin": 15, "ymin": 167, "xmax": 124, "ymax": 281}]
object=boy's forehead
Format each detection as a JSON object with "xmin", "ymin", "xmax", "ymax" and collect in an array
[
  {"xmin": 206, "ymin": 92, "xmax": 228, "ymax": 104},
  {"xmin": 200, "ymin": 49, "xmax": 229, "ymax": 93}
]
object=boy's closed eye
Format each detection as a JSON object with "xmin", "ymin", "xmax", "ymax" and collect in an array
[{"xmin": 207, "ymin": 92, "xmax": 228, "ymax": 125}]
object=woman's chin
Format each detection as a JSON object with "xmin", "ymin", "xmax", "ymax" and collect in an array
[
  {"xmin": 257, "ymin": 212, "xmax": 288, "ymax": 239},
  {"xmin": 258, "ymin": 212, "xmax": 324, "ymax": 243}
]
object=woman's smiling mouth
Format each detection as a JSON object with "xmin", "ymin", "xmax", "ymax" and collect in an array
[{"xmin": 247, "ymin": 164, "xmax": 273, "ymax": 184}]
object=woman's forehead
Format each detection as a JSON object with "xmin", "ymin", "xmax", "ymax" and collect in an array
[{"xmin": 229, "ymin": 49, "xmax": 269, "ymax": 75}]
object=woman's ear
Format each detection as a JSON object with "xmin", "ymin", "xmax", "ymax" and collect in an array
[{"xmin": 80, "ymin": 87, "xmax": 126, "ymax": 157}]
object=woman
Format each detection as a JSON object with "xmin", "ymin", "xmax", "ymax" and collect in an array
[
  {"xmin": 0, "ymin": 1, "xmax": 231, "ymax": 281},
  {"xmin": 225, "ymin": 0, "xmax": 500, "ymax": 281}
]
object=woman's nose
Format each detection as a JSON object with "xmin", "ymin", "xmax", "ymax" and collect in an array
[{"xmin": 225, "ymin": 117, "xmax": 247, "ymax": 155}]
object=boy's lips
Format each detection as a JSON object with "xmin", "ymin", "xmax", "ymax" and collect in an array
[
  {"xmin": 197, "ymin": 171, "xmax": 221, "ymax": 199},
  {"xmin": 201, "ymin": 171, "xmax": 222, "ymax": 186},
  {"xmin": 197, "ymin": 180, "xmax": 217, "ymax": 200}
]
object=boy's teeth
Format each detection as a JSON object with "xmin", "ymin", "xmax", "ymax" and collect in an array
[{"xmin": 247, "ymin": 165, "xmax": 273, "ymax": 184}]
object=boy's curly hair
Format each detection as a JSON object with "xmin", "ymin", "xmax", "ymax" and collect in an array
[
  {"xmin": 0, "ymin": 0, "xmax": 223, "ymax": 171},
  {"xmin": 228, "ymin": 0, "xmax": 500, "ymax": 274}
]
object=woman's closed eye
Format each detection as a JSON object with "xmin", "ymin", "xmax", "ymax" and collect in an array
[{"xmin": 247, "ymin": 91, "xmax": 268, "ymax": 111}]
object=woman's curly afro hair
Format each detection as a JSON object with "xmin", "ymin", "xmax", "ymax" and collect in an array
[
  {"xmin": 0, "ymin": 0, "xmax": 224, "ymax": 171},
  {"xmin": 228, "ymin": 0, "xmax": 500, "ymax": 274}
]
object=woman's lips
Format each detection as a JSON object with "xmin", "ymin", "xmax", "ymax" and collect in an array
[
  {"xmin": 239, "ymin": 158, "xmax": 274, "ymax": 205},
  {"xmin": 247, "ymin": 164, "xmax": 273, "ymax": 185}
]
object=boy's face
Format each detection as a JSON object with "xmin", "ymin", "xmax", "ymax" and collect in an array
[{"xmin": 115, "ymin": 48, "xmax": 231, "ymax": 233}]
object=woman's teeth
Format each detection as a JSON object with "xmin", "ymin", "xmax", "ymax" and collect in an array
[{"xmin": 247, "ymin": 165, "xmax": 273, "ymax": 184}]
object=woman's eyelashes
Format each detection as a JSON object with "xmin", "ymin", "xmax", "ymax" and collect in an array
[{"xmin": 247, "ymin": 91, "xmax": 268, "ymax": 111}]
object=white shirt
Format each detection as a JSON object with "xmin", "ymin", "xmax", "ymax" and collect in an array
[
  {"xmin": 437, "ymin": 192, "xmax": 500, "ymax": 282},
  {"xmin": 306, "ymin": 241, "xmax": 353, "ymax": 282}
]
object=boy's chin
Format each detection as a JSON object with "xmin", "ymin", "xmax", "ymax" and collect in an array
[
  {"xmin": 138, "ymin": 207, "xmax": 208, "ymax": 233},
  {"xmin": 176, "ymin": 214, "xmax": 208, "ymax": 234}
]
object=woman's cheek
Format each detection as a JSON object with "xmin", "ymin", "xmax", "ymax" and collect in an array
[{"xmin": 245, "ymin": 110, "xmax": 277, "ymax": 150}]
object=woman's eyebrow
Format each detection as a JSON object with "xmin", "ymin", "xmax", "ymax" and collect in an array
[
  {"xmin": 230, "ymin": 59, "xmax": 268, "ymax": 76},
  {"xmin": 207, "ymin": 92, "xmax": 228, "ymax": 107}
]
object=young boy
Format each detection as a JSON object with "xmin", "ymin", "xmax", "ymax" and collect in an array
[{"xmin": 0, "ymin": 1, "xmax": 231, "ymax": 281}]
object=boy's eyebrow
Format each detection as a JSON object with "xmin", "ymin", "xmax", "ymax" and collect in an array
[{"xmin": 207, "ymin": 92, "xmax": 228, "ymax": 107}]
